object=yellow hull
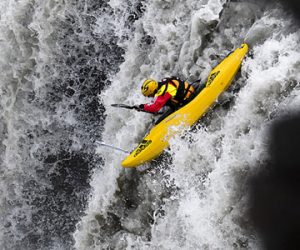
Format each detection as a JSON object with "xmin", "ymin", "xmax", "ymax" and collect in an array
[{"xmin": 122, "ymin": 44, "xmax": 249, "ymax": 168}]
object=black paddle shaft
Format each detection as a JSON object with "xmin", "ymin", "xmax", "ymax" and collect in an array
[{"xmin": 111, "ymin": 104, "xmax": 136, "ymax": 110}]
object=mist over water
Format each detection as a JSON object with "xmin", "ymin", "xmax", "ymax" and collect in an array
[{"xmin": 0, "ymin": 0, "xmax": 299, "ymax": 249}]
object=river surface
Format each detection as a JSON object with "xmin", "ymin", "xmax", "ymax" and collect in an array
[{"xmin": 0, "ymin": 0, "xmax": 299, "ymax": 249}]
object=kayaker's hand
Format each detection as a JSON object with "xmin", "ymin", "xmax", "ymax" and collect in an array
[{"xmin": 133, "ymin": 104, "xmax": 144, "ymax": 111}]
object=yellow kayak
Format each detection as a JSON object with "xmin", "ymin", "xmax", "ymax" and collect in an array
[{"xmin": 122, "ymin": 43, "xmax": 249, "ymax": 168}]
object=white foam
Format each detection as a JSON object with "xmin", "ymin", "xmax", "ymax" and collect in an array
[{"xmin": 74, "ymin": 1, "xmax": 300, "ymax": 249}]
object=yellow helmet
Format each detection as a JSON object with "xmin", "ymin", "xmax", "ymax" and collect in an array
[{"xmin": 141, "ymin": 79, "xmax": 158, "ymax": 97}]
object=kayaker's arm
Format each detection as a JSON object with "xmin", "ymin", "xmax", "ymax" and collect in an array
[{"xmin": 141, "ymin": 92, "xmax": 172, "ymax": 113}]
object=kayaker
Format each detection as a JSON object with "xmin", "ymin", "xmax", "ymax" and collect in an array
[{"xmin": 135, "ymin": 77, "xmax": 196, "ymax": 113}]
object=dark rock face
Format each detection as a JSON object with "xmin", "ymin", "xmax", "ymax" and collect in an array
[{"xmin": 249, "ymin": 113, "xmax": 300, "ymax": 250}]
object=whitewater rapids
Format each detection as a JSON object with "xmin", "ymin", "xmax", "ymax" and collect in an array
[
  {"xmin": 75, "ymin": 0, "xmax": 300, "ymax": 249},
  {"xmin": 0, "ymin": 0, "xmax": 299, "ymax": 249}
]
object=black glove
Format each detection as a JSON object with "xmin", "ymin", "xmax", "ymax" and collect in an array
[{"xmin": 134, "ymin": 104, "xmax": 144, "ymax": 111}]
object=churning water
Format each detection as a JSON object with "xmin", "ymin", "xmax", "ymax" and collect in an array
[{"xmin": 0, "ymin": 0, "xmax": 299, "ymax": 249}]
